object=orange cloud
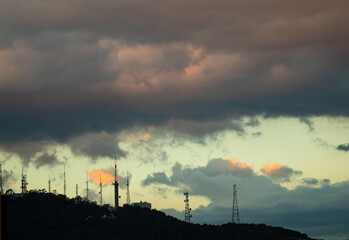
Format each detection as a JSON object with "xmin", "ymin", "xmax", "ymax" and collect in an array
[
  {"xmin": 229, "ymin": 158, "xmax": 254, "ymax": 170},
  {"xmin": 88, "ymin": 169, "xmax": 115, "ymax": 186},
  {"xmin": 261, "ymin": 163, "xmax": 282, "ymax": 173},
  {"xmin": 261, "ymin": 163, "xmax": 302, "ymax": 182}
]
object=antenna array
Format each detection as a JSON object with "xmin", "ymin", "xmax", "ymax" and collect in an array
[
  {"xmin": 232, "ymin": 184, "xmax": 240, "ymax": 224},
  {"xmin": 184, "ymin": 192, "xmax": 192, "ymax": 223},
  {"xmin": 21, "ymin": 166, "xmax": 28, "ymax": 194}
]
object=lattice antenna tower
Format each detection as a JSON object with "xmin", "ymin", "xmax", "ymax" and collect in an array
[
  {"xmin": 63, "ymin": 164, "xmax": 67, "ymax": 196},
  {"xmin": 21, "ymin": 165, "xmax": 28, "ymax": 193},
  {"xmin": 86, "ymin": 172, "xmax": 89, "ymax": 200},
  {"xmin": 184, "ymin": 192, "xmax": 192, "ymax": 223},
  {"xmin": 0, "ymin": 164, "xmax": 3, "ymax": 195},
  {"xmin": 112, "ymin": 156, "xmax": 119, "ymax": 210},
  {"xmin": 76, "ymin": 184, "xmax": 78, "ymax": 197},
  {"xmin": 48, "ymin": 175, "xmax": 51, "ymax": 193},
  {"xmin": 232, "ymin": 184, "xmax": 240, "ymax": 224},
  {"xmin": 126, "ymin": 171, "xmax": 131, "ymax": 205},
  {"xmin": 99, "ymin": 172, "xmax": 103, "ymax": 205}
]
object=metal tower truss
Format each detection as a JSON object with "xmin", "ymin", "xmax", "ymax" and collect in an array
[
  {"xmin": 232, "ymin": 184, "xmax": 240, "ymax": 224},
  {"xmin": 184, "ymin": 192, "xmax": 192, "ymax": 223}
]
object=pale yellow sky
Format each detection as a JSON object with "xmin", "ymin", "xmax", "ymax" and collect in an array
[{"xmin": 1, "ymin": 116, "xmax": 348, "ymax": 211}]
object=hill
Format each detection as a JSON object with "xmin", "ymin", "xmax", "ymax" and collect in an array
[{"xmin": 5, "ymin": 191, "xmax": 316, "ymax": 240}]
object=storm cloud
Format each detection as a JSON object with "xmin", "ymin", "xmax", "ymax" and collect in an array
[
  {"xmin": 33, "ymin": 151, "xmax": 62, "ymax": 168},
  {"xmin": 0, "ymin": 0, "xmax": 348, "ymax": 144}
]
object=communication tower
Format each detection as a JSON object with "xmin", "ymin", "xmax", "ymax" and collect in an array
[
  {"xmin": 184, "ymin": 192, "xmax": 192, "ymax": 223},
  {"xmin": 126, "ymin": 171, "xmax": 131, "ymax": 205},
  {"xmin": 232, "ymin": 184, "xmax": 240, "ymax": 224},
  {"xmin": 63, "ymin": 164, "xmax": 66, "ymax": 196},
  {"xmin": 48, "ymin": 175, "xmax": 51, "ymax": 193},
  {"xmin": 76, "ymin": 184, "xmax": 78, "ymax": 197},
  {"xmin": 86, "ymin": 172, "xmax": 89, "ymax": 200},
  {"xmin": 99, "ymin": 172, "xmax": 103, "ymax": 205},
  {"xmin": 0, "ymin": 164, "xmax": 3, "ymax": 194},
  {"xmin": 112, "ymin": 157, "xmax": 119, "ymax": 210},
  {"xmin": 21, "ymin": 166, "xmax": 28, "ymax": 193}
]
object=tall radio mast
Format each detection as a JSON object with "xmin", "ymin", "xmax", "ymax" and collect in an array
[
  {"xmin": 63, "ymin": 164, "xmax": 66, "ymax": 196},
  {"xmin": 21, "ymin": 166, "xmax": 28, "ymax": 193},
  {"xmin": 48, "ymin": 175, "xmax": 51, "ymax": 193},
  {"xmin": 184, "ymin": 192, "xmax": 192, "ymax": 223},
  {"xmin": 0, "ymin": 164, "xmax": 3, "ymax": 195},
  {"xmin": 232, "ymin": 184, "xmax": 240, "ymax": 224},
  {"xmin": 99, "ymin": 172, "xmax": 103, "ymax": 205},
  {"xmin": 112, "ymin": 157, "xmax": 119, "ymax": 211},
  {"xmin": 86, "ymin": 172, "xmax": 89, "ymax": 200},
  {"xmin": 126, "ymin": 171, "xmax": 131, "ymax": 205}
]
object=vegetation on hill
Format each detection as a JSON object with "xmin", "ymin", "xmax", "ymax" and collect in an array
[{"xmin": 6, "ymin": 191, "xmax": 315, "ymax": 240}]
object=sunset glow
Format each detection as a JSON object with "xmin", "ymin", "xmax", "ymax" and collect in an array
[
  {"xmin": 261, "ymin": 163, "xmax": 282, "ymax": 173},
  {"xmin": 88, "ymin": 169, "xmax": 115, "ymax": 186},
  {"xmin": 229, "ymin": 158, "xmax": 253, "ymax": 170}
]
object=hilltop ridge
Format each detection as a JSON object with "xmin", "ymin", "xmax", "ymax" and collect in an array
[{"xmin": 5, "ymin": 191, "xmax": 316, "ymax": 240}]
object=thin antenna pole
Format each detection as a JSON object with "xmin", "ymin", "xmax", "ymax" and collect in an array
[
  {"xmin": 113, "ymin": 156, "xmax": 119, "ymax": 211},
  {"xmin": 232, "ymin": 184, "xmax": 240, "ymax": 224},
  {"xmin": 126, "ymin": 171, "xmax": 130, "ymax": 205},
  {"xmin": 63, "ymin": 164, "xmax": 66, "ymax": 196},
  {"xmin": 86, "ymin": 172, "xmax": 89, "ymax": 200},
  {"xmin": 0, "ymin": 164, "xmax": 3, "ymax": 195},
  {"xmin": 99, "ymin": 172, "xmax": 103, "ymax": 205},
  {"xmin": 48, "ymin": 175, "xmax": 51, "ymax": 193},
  {"xmin": 76, "ymin": 184, "xmax": 78, "ymax": 197}
]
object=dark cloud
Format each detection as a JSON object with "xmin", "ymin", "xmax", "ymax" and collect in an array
[
  {"xmin": 302, "ymin": 178, "xmax": 331, "ymax": 187},
  {"xmin": 142, "ymin": 158, "xmax": 255, "ymax": 205},
  {"xmin": 302, "ymin": 178, "xmax": 319, "ymax": 185},
  {"xmin": 68, "ymin": 132, "xmax": 127, "ymax": 161},
  {"xmin": 337, "ymin": 143, "xmax": 349, "ymax": 152},
  {"xmin": 142, "ymin": 172, "xmax": 171, "ymax": 186},
  {"xmin": 244, "ymin": 118, "xmax": 260, "ymax": 127},
  {"xmin": 33, "ymin": 151, "xmax": 62, "ymax": 168},
  {"xmin": 251, "ymin": 132, "xmax": 262, "ymax": 137},
  {"xmin": 299, "ymin": 117, "xmax": 314, "ymax": 132},
  {"xmin": 313, "ymin": 138, "xmax": 333, "ymax": 148},
  {"xmin": 153, "ymin": 187, "xmax": 169, "ymax": 199},
  {"xmin": 1, "ymin": 169, "xmax": 17, "ymax": 188},
  {"xmin": 143, "ymin": 158, "xmax": 254, "ymax": 187},
  {"xmin": 0, "ymin": 0, "xmax": 347, "ymax": 145},
  {"xmin": 261, "ymin": 163, "xmax": 302, "ymax": 182},
  {"xmin": 321, "ymin": 179, "xmax": 331, "ymax": 185},
  {"xmin": 0, "ymin": 141, "xmax": 52, "ymax": 166},
  {"xmin": 118, "ymin": 172, "xmax": 132, "ymax": 190}
]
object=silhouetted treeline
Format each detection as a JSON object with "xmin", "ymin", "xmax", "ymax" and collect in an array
[{"xmin": 6, "ymin": 191, "xmax": 316, "ymax": 240}]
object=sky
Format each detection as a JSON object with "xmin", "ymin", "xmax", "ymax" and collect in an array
[{"xmin": 0, "ymin": 0, "xmax": 349, "ymax": 239}]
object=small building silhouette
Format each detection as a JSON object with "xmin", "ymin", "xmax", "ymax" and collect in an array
[{"xmin": 131, "ymin": 201, "xmax": 151, "ymax": 209}]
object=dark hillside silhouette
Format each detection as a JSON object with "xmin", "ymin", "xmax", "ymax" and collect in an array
[{"xmin": 6, "ymin": 191, "xmax": 316, "ymax": 240}]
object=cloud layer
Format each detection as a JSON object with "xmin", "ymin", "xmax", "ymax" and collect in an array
[
  {"xmin": 146, "ymin": 159, "xmax": 349, "ymax": 238},
  {"xmin": 0, "ymin": 0, "xmax": 348, "ymax": 144}
]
